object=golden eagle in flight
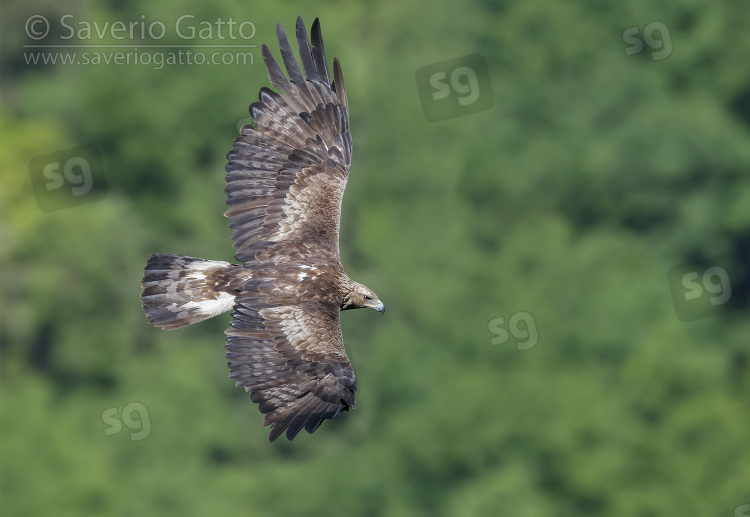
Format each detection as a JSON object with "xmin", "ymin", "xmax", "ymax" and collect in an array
[{"xmin": 141, "ymin": 16, "xmax": 384, "ymax": 442}]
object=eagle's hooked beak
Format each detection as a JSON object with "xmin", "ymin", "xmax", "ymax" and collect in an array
[{"xmin": 375, "ymin": 301, "xmax": 385, "ymax": 315}]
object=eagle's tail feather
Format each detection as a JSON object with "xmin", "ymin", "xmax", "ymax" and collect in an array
[{"xmin": 141, "ymin": 253, "xmax": 240, "ymax": 330}]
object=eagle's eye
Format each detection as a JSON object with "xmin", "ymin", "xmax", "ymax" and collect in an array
[{"xmin": 363, "ymin": 295, "xmax": 372, "ymax": 301}]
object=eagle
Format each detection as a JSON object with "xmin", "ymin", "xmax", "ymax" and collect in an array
[{"xmin": 140, "ymin": 16, "xmax": 384, "ymax": 442}]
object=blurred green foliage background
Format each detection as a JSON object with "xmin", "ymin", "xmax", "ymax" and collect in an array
[{"xmin": 2, "ymin": 0, "xmax": 750, "ymax": 515}]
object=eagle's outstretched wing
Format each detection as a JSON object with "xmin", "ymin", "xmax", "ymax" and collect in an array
[
  {"xmin": 224, "ymin": 16, "xmax": 357, "ymax": 441},
  {"xmin": 225, "ymin": 15, "xmax": 352, "ymax": 264},
  {"xmin": 226, "ymin": 300, "xmax": 356, "ymax": 442}
]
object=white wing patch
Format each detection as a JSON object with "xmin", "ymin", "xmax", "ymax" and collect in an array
[
  {"xmin": 297, "ymin": 266, "xmax": 321, "ymax": 282},
  {"xmin": 269, "ymin": 171, "xmax": 346, "ymax": 243},
  {"xmin": 260, "ymin": 304, "xmax": 347, "ymax": 359}
]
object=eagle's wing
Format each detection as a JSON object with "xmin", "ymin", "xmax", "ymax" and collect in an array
[
  {"xmin": 225, "ymin": 15, "xmax": 351, "ymax": 264},
  {"xmin": 223, "ymin": 16, "xmax": 356, "ymax": 441},
  {"xmin": 226, "ymin": 300, "xmax": 356, "ymax": 442}
]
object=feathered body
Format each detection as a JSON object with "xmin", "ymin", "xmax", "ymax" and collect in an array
[{"xmin": 140, "ymin": 16, "xmax": 384, "ymax": 442}]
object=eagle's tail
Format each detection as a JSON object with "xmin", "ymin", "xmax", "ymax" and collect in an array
[{"xmin": 141, "ymin": 253, "xmax": 241, "ymax": 330}]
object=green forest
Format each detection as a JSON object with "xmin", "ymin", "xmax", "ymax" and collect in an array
[{"xmin": 2, "ymin": 0, "xmax": 749, "ymax": 515}]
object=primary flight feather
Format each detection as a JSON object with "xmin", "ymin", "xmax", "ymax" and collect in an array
[{"xmin": 140, "ymin": 15, "xmax": 384, "ymax": 442}]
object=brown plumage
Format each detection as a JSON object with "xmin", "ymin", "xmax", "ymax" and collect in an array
[{"xmin": 140, "ymin": 16, "xmax": 384, "ymax": 442}]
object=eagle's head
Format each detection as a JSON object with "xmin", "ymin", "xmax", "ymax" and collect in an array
[{"xmin": 342, "ymin": 282, "xmax": 385, "ymax": 314}]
